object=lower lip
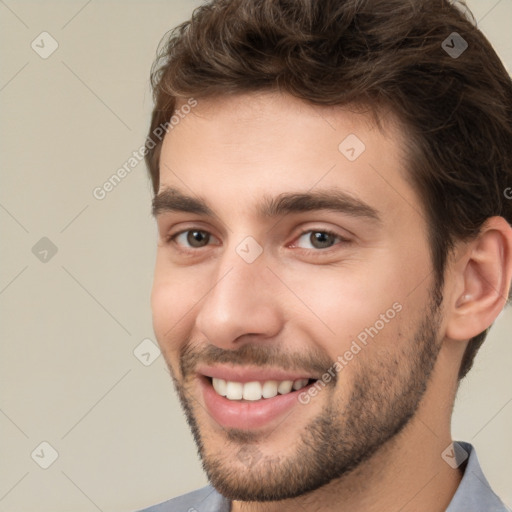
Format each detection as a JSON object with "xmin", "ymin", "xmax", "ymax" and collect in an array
[{"xmin": 199, "ymin": 377, "xmax": 315, "ymax": 430}]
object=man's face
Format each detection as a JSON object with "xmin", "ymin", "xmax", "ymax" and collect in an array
[{"xmin": 151, "ymin": 93, "xmax": 445, "ymax": 500}]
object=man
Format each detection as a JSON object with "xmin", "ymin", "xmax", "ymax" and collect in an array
[{"xmin": 139, "ymin": 0, "xmax": 512, "ymax": 510}]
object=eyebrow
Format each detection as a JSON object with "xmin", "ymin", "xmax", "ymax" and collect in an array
[
  {"xmin": 152, "ymin": 187, "xmax": 381, "ymax": 223},
  {"xmin": 153, "ymin": 187, "xmax": 214, "ymax": 217}
]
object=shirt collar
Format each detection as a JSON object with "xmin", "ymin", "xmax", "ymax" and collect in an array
[{"xmin": 443, "ymin": 441, "xmax": 508, "ymax": 511}]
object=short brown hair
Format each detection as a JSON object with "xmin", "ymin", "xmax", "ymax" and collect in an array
[{"xmin": 146, "ymin": 0, "xmax": 512, "ymax": 380}]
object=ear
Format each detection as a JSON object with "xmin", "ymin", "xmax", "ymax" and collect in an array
[{"xmin": 445, "ymin": 216, "xmax": 512, "ymax": 341}]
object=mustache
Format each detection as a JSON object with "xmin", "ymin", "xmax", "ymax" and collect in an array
[{"xmin": 179, "ymin": 339, "xmax": 337, "ymax": 381}]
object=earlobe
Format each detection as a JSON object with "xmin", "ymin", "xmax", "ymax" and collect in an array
[{"xmin": 445, "ymin": 216, "xmax": 512, "ymax": 341}]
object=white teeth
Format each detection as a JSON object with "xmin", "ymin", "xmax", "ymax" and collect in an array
[
  {"xmin": 262, "ymin": 380, "xmax": 278, "ymax": 398},
  {"xmin": 277, "ymin": 380, "xmax": 293, "ymax": 394},
  {"xmin": 212, "ymin": 377, "xmax": 227, "ymax": 396},
  {"xmin": 225, "ymin": 381, "xmax": 243, "ymax": 400},
  {"xmin": 242, "ymin": 381, "xmax": 262, "ymax": 401},
  {"xmin": 211, "ymin": 377, "xmax": 310, "ymax": 401}
]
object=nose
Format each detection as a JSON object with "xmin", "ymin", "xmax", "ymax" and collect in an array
[{"xmin": 195, "ymin": 250, "xmax": 283, "ymax": 350}]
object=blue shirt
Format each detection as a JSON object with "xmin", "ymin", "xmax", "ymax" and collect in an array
[{"xmin": 137, "ymin": 441, "xmax": 510, "ymax": 512}]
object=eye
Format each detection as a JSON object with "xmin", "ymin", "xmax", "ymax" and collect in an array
[
  {"xmin": 294, "ymin": 230, "xmax": 343, "ymax": 250},
  {"xmin": 171, "ymin": 229, "xmax": 215, "ymax": 248}
]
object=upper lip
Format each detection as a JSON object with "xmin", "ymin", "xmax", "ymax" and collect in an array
[{"xmin": 197, "ymin": 364, "xmax": 318, "ymax": 383}]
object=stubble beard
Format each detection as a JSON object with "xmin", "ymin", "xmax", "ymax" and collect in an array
[{"xmin": 169, "ymin": 290, "xmax": 443, "ymax": 502}]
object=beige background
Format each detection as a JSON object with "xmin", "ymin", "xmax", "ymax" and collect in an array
[{"xmin": 0, "ymin": 1, "xmax": 511, "ymax": 511}]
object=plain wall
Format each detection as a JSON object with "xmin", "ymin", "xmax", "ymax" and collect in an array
[{"xmin": 0, "ymin": 1, "xmax": 510, "ymax": 510}]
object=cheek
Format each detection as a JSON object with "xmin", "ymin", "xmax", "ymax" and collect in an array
[
  {"xmin": 150, "ymin": 281, "xmax": 175, "ymax": 341},
  {"xmin": 284, "ymin": 262, "xmax": 392, "ymax": 324},
  {"xmin": 150, "ymin": 262, "xmax": 203, "ymax": 353},
  {"xmin": 284, "ymin": 253, "xmax": 428, "ymax": 358}
]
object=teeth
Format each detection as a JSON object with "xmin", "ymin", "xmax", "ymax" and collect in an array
[
  {"xmin": 262, "ymin": 380, "xmax": 278, "ymax": 398},
  {"xmin": 277, "ymin": 380, "xmax": 293, "ymax": 394},
  {"xmin": 225, "ymin": 381, "xmax": 243, "ymax": 400},
  {"xmin": 212, "ymin": 377, "xmax": 227, "ymax": 396},
  {"xmin": 242, "ymin": 381, "xmax": 262, "ymax": 401},
  {"xmin": 211, "ymin": 378, "xmax": 310, "ymax": 401},
  {"xmin": 293, "ymin": 379, "xmax": 309, "ymax": 390}
]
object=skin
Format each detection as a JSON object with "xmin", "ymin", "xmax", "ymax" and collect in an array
[{"xmin": 151, "ymin": 92, "xmax": 512, "ymax": 512}]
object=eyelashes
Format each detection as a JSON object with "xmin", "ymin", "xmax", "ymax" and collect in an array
[
  {"xmin": 166, "ymin": 228, "xmax": 349, "ymax": 252},
  {"xmin": 168, "ymin": 229, "xmax": 219, "ymax": 249},
  {"xmin": 293, "ymin": 229, "xmax": 347, "ymax": 250}
]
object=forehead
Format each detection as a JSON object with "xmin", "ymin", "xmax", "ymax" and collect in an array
[
  {"xmin": 158, "ymin": 92, "xmax": 420, "ymax": 225},
  {"xmin": 165, "ymin": 93, "xmax": 395, "ymax": 163}
]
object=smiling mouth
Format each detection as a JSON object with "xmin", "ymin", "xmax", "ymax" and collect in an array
[
  {"xmin": 198, "ymin": 370, "xmax": 322, "ymax": 429},
  {"xmin": 208, "ymin": 377, "xmax": 316, "ymax": 401}
]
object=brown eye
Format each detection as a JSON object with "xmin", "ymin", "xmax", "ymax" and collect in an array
[
  {"xmin": 169, "ymin": 229, "xmax": 220, "ymax": 250},
  {"xmin": 310, "ymin": 232, "xmax": 337, "ymax": 249},
  {"xmin": 295, "ymin": 230, "xmax": 340, "ymax": 250},
  {"xmin": 186, "ymin": 230, "xmax": 210, "ymax": 247}
]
